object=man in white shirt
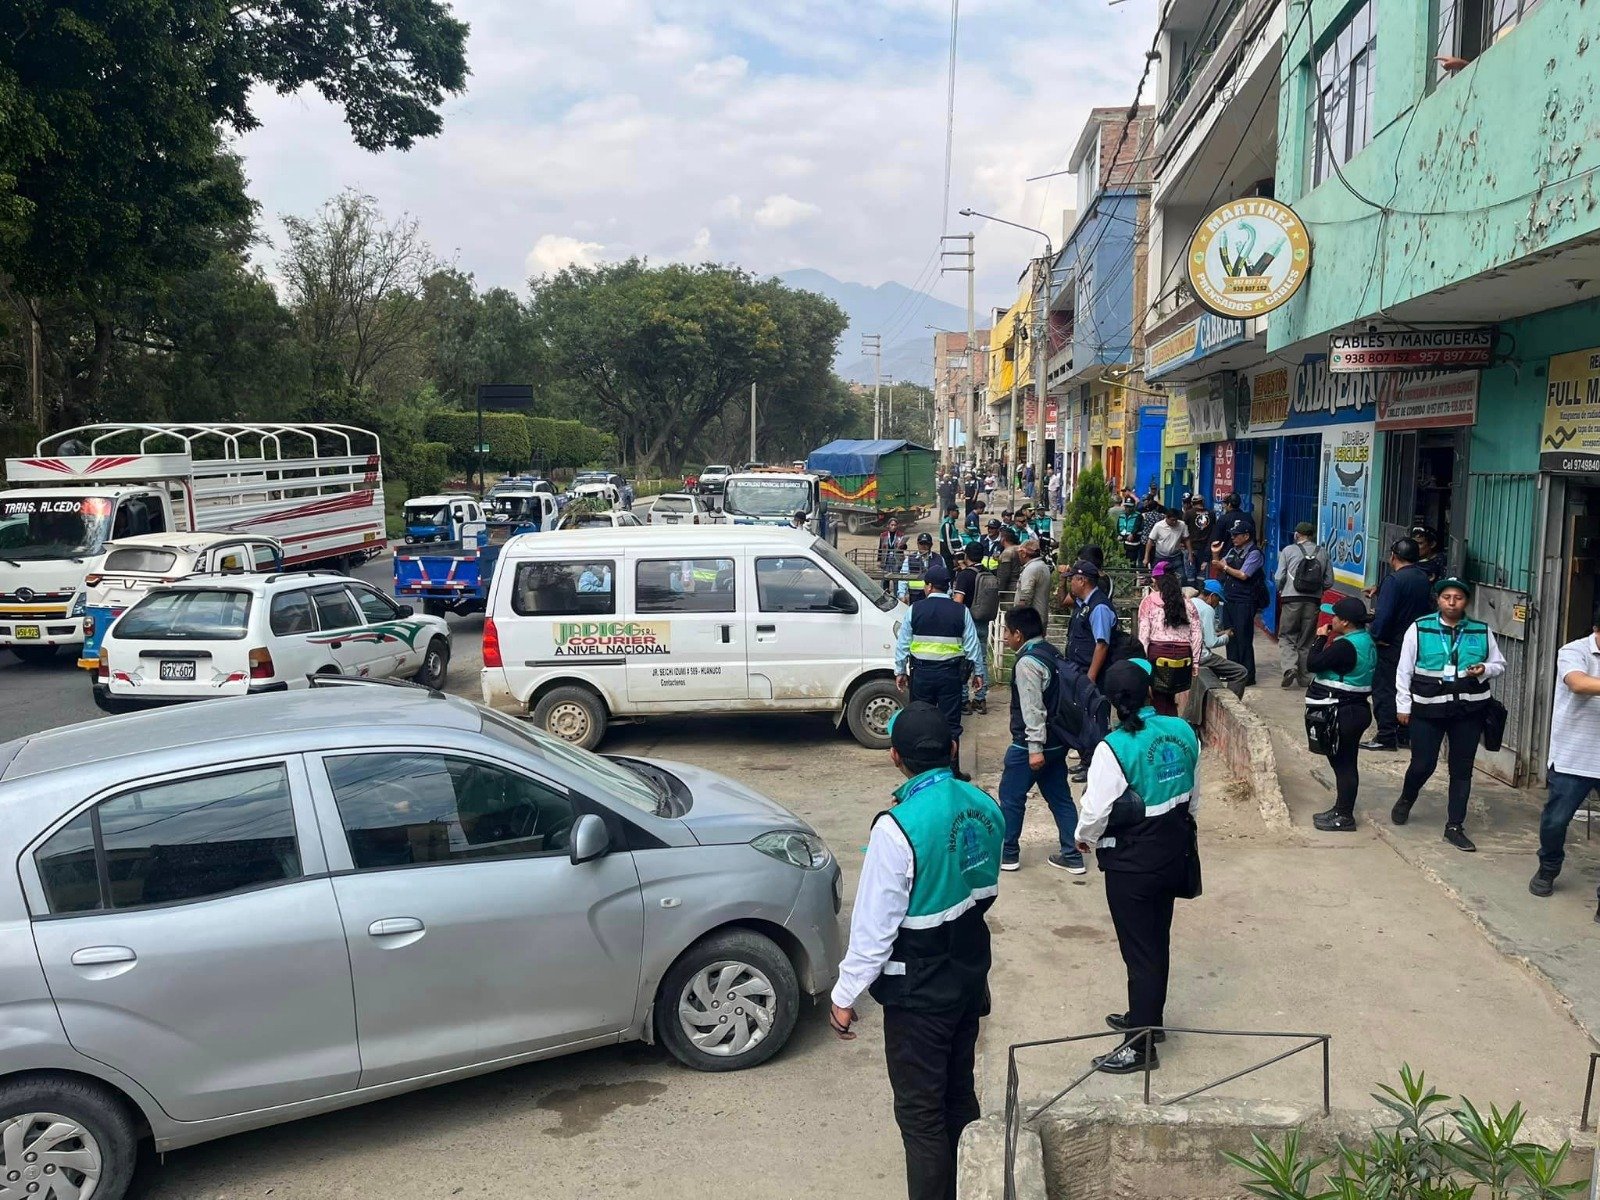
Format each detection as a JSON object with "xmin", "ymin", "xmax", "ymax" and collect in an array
[{"xmin": 1531, "ymin": 620, "xmax": 1600, "ymax": 917}]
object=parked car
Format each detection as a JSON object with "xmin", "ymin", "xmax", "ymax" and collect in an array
[
  {"xmin": 0, "ymin": 685, "xmax": 842, "ymax": 1200},
  {"xmin": 92, "ymin": 572, "xmax": 450, "ymax": 711},
  {"xmin": 553, "ymin": 508, "xmax": 644, "ymax": 531},
  {"xmin": 481, "ymin": 526, "xmax": 904, "ymax": 750},
  {"xmin": 647, "ymin": 492, "xmax": 714, "ymax": 526},
  {"xmin": 696, "ymin": 464, "xmax": 732, "ymax": 498}
]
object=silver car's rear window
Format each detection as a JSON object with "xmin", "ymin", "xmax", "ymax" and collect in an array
[
  {"xmin": 103, "ymin": 548, "xmax": 179, "ymax": 574},
  {"xmin": 113, "ymin": 589, "xmax": 252, "ymax": 640}
]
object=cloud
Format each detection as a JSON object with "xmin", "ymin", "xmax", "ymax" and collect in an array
[
  {"xmin": 525, "ymin": 234, "xmax": 606, "ymax": 276},
  {"xmin": 752, "ymin": 194, "xmax": 821, "ymax": 229}
]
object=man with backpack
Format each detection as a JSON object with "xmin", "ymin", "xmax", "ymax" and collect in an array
[
  {"xmin": 1275, "ymin": 521, "xmax": 1329, "ymax": 688},
  {"xmin": 999, "ymin": 605, "xmax": 1105, "ymax": 874}
]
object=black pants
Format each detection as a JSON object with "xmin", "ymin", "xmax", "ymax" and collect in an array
[
  {"xmin": 1326, "ymin": 700, "xmax": 1372, "ymax": 815},
  {"xmin": 1104, "ymin": 862, "xmax": 1183, "ymax": 1033},
  {"xmin": 1399, "ymin": 710, "xmax": 1486, "ymax": 826},
  {"xmin": 1222, "ymin": 596, "xmax": 1256, "ymax": 684},
  {"xmin": 1371, "ymin": 641, "xmax": 1405, "ymax": 746},
  {"xmin": 883, "ymin": 1003, "xmax": 983, "ymax": 1200},
  {"xmin": 910, "ymin": 663, "xmax": 966, "ymax": 748}
]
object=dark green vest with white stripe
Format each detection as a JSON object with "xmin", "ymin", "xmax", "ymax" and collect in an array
[
  {"xmin": 1095, "ymin": 710, "xmax": 1200, "ymax": 873},
  {"xmin": 1410, "ymin": 614, "xmax": 1492, "ymax": 716},
  {"xmin": 1308, "ymin": 629, "xmax": 1376, "ymax": 706},
  {"xmin": 869, "ymin": 769, "xmax": 1003, "ymax": 1012}
]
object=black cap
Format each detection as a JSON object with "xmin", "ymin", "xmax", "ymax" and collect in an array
[
  {"xmin": 1320, "ymin": 596, "xmax": 1370, "ymax": 624},
  {"xmin": 1433, "ymin": 576, "xmax": 1473, "ymax": 597},
  {"xmin": 1391, "ymin": 537, "xmax": 1421, "ymax": 563},
  {"xmin": 1103, "ymin": 659, "xmax": 1151, "ymax": 712},
  {"xmin": 1068, "ymin": 559, "xmax": 1100, "ymax": 579},
  {"xmin": 986, "ymin": 518, "xmax": 1001, "ymax": 530},
  {"xmin": 924, "ymin": 562, "xmax": 952, "ymax": 589},
  {"xmin": 1232, "ymin": 518, "xmax": 1257, "ymax": 540},
  {"xmin": 890, "ymin": 701, "xmax": 953, "ymax": 760},
  {"xmin": 917, "ymin": 532, "xmax": 933, "ymax": 546}
]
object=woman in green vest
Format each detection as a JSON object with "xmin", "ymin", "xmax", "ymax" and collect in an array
[
  {"xmin": 1392, "ymin": 577, "xmax": 1506, "ymax": 852},
  {"xmin": 1074, "ymin": 659, "xmax": 1202, "ymax": 1076},
  {"xmin": 1305, "ymin": 595, "xmax": 1378, "ymax": 832}
]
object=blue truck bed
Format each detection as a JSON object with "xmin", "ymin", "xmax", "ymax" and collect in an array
[{"xmin": 394, "ymin": 540, "xmax": 503, "ymax": 615}]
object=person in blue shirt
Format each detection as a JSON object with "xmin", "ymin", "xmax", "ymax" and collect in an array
[
  {"xmin": 1211, "ymin": 521, "xmax": 1264, "ymax": 686},
  {"xmin": 896, "ymin": 563, "xmax": 987, "ymax": 779},
  {"xmin": 577, "ymin": 564, "xmax": 610, "ymax": 593}
]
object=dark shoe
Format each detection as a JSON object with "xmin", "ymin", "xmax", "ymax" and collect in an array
[
  {"xmin": 1313, "ymin": 808, "xmax": 1357, "ymax": 832},
  {"xmin": 1529, "ymin": 870, "xmax": 1556, "ymax": 897},
  {"xmin": 1049, "ymin": 852, "xmax": 1087, "ymax": 875},
  {"xmin": 1000, "ymin": 855, "xmax": 1020, "ymax": 873},
  {"xmin": 1361, "ymin": 739, "xmax": 1397, "ymax": 752},
  {"xmin": 1444, "ymin": 825, "xmax": 1476, "ymax": 852},
  {"xmin": 1281, "ymin": 673, "xmax": 1297, "ymax": 688},
  {"xmin": 1105, "ymin": 1013, "xmax": 1165, "ymax": 1043},
  {"xmin": 1093, "ymin": 1041, "xmax": 1159, "ymax": 1075},
  {"xmin": 971, "ymin": 699, "xmax": 987, "ymax": 715},
  {"xmin": 1069, "ymin": 766, "xmax": 1089, "ymax": 784},
  {"xmin": 1390, "ymin": 797, "xmax": 1414, "ymax": 826}
]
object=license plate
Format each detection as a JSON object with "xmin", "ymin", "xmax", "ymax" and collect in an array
[
  {"xmin": 15, "ymin": 625, "xmax": 40, "ymax": 639},
  {"xmin": 660, "ymin": 515, "xmax": 679, "ymax": 523},
  {"xmin": 159, "ymin": 660, "xmax": 197, "ymax": 681}
]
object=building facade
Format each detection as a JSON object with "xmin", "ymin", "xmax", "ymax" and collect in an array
[{"xmin": 932, "ymin": 329, "xmax": 989, "ymax": 464}]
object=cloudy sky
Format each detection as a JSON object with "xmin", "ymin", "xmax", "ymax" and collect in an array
[{"xmin": 237, "ymin": 0, "xmax": 1157, "ymax": 316}]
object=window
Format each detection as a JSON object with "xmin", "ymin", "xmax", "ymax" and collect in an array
[
  {"xmin": 511, "ymin": 560, "xmax": 616, "ymax": 616},
  {"xmin": 637, "ymin": 558, "xmax": 736, "ymax": 613},
  {"xmin": 269, "ymin": 589, "xmax": 316, "ymax": 635},
  {"xmin": 111, "ymin": 497, "xmax": 167, "ymax": 539},
  {"xmin": 1435, "ymin": 0, "xmax": 1542, "ymax": 82},
  {"xmin": 113, "ymin": 589, "xmax": 251, "ymax": 641},
  {"xmin": 311, "ymin": 586, "xmax": 361, "ymax": 631},
  {"xmin": 34, "ymin": 765, "xmax": 301, "ymax": 914},
  {"xmin": 326, "ymin": 752, "xmax": 577, "ymax": 868},
  {"xmin": 350, "ymin": 586, "xmax": 401, "ymax": 623},
  {"xmin": 103, "ymin": 547, "xmax": 177, "ymax": 574},
  {"xmin": 654, "ymin": 496, "xmax": 689, "ymax": 513},
  {"xmin": 250, "ymin": 542, "xmax": 280, "ymax": 572},
  {"xmin": 755, "ymin": 556, "xmax": 843, "ymax": 612},
  {"xmin": 813, "ymin": 537, "xmax": 899, "ymax": 612},
  {"xmin": 216, "ymin": 547, "xmax": 247, "ymax": 572},
  {"xmin": 1310, "ymin": 0, "xmax": 1376, "ymax": 187},
  {"xmin": 618, "ymin": 512, "xmax": 642, "ymax": 527},
  {"xmin": 480, "ymin": 709, "xmax": 661, "ymax": 815}
]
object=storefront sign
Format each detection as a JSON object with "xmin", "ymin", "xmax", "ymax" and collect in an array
[
  {"xmin": 1243, "ymin": 358, "xmax": 1381, "ymax": 436},
  {"xmin": 1023, "ymin": 397, "xmax": 1059, "ymax": 426},
  {"xmin": 1089, "ymin": 413, "xmax": 1105, "ymax": 443},
  {"xmin": 1329, "ymin": 328, "xmax": 1495, "ymax": 372},
  {"xmin": 1188, "ymin": 198, "xmax": 1312, "ymax": 319},
  {"xmin": 1146, "ymin": 312, "xmax": 1248, "ymax": 380},
  {"xmin": 1213, "ymin": 442, "xmax": 1236, "ymax": 504},
  {"xmin": 1165, "ymin": 390, "xmax": 1192, "ymax": 447},
  {"xmin": 1248, "ymin": 368, "xmax": 1291, "ymax": 430},
  {"xmin": 1321, "ymin": 427, "xmax": 1374, "ymax": 589},
  {"xmin": 1376, "ymin": 371, "xmax": 1480, "ymax": 430},
  {"xmin": 1187, "ymin": 380, "xmax": 1231, "ymax": 443},
  {"xmin": 1542, "ymin": 348, "xmax": 1600, "ymax": 475}
]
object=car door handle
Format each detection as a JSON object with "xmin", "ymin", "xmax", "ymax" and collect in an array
[
  {"xmin": 328, "ymin": 640, "xmax": 343, "ymax": 649},
  {"xmin": 71, "ymin": 946, "xmax": 136, "ymax": 967},
  {"xmin": 756, "ymin": 624, "xmax": 776, "ymax": 633},
  {"xmin": 719, "ymin": 624, "xmax": 732, "ymax": 643},
  {"xmin": 368, "ymin": 917, "xmax": 424, "ymax": 937}
]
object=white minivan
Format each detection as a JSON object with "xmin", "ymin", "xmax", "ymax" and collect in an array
[{"xmin": 480, "ymin": 526, "xmax": 904, "ymax": 749}]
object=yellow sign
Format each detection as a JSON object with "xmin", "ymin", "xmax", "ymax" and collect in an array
[
  {"xmin": 1149, "ymin": 324, "xmax": 1199, "ymax": 370},
  {"xmin": 1165, "ymin": 389, "xmax": 1192, "ymax": 447},
  {"xmin": 1249, "ymin": 368, "xmax": 1291, "ymax": 429},
  {"xmin": 1542, "ymin": 347, "xmax": 1600, "ymax": 475},
  {"xmin": 1188, "ymin": 198, "xmax": 1313, "ymax": 318}
]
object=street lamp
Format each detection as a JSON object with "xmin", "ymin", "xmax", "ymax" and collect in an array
[{"xmin": 959, "ymin": 209, "xmax": 1058, "ymax": 505}]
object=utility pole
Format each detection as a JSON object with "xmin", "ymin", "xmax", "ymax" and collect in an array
[
  {"xmin": 26, "ymin": 302, "xmax": 43, "ymax": 433},
  {"xmin": 1033, "ymin": 252, "xmax": 1053, "ymax": 508},
  {"xmin": 749, "ymin": 382, "xmax": 757, "ymax": 463},
  {"xmin": 862, "ymin": 334, "xmax": 882, "ymax": 438},
  {"xmin": 941, "ymin": 233, "xmax": 975, "ymax": 472},
  {"xmin": 887, "ymin": 381, "xmax": 895, "ymax": 437}
]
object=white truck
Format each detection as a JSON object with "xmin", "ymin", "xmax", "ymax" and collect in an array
[
  {"xmin": 0, "ymin": 422, "xmax": 385, "ymax": 663},
  {"xmin": 720, "ymin": 469, "xmax": 836, "ymax": 541}
]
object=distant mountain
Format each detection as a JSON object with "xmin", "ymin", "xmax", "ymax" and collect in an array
[{"xmin": 777, "ymin": 269, "xmax": 971, "ymax": 388}]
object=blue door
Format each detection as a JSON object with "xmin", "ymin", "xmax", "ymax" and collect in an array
[
  {"xmin": 1260, "ymin": 434, "xmax": 1322, "ymax": 633},
  {"xmin": 1135, "ymin": 407, "xmax": 1166, "ymax": 497},
  {"xmin": 1198, "ymin": 445, "xmax": 1216, "ymax": 511}
]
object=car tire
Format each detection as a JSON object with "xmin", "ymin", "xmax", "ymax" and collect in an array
[
  {"xmin": 10, "ymin": 645, "xmax": 60, "ymax": 665},
  {"xmin": 531, "ymin": 685, "xmax": 608, "ymax": 750},
  {"xmin": 413, "ymin": 636, "xmax": 450, "ymax": 689},
  {"xmin": 422, "ymin": 600, "xmax": 448, "ymax": 618},
  {"xmin": 845, "ymin": 678, "xmax": 902, "ymax": 749},
  {"xmin": 845, "ymin": 513, "xmax": 867, "ymax": 536},
  {"xmin": 655, "ymin": 929, "xmax": 800, "ymax": 1073},
  {"xmin": 0, "ymin": 1075, "xmax": 139, "ymax": 1200},
  {"xmin": 91, "ymin": 689, "xmax": 136, "ymax": 715}
]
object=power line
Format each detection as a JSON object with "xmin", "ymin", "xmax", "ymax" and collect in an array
[{"xmin": 940, "ymin": 0, "xmax": 961, "ymax": 238}]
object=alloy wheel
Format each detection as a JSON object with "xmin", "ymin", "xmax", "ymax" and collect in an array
[
  {"xmin": 0, "ymin": 1112, "xmax": 103, "ymax": 1199},
  {"xmin": 678, "ymin": 960, "xmax": 777, "ymax": 1057}
]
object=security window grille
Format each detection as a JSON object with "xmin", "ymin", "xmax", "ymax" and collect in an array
[
  {"xmin": 1435, "ymin": 0, "xmax": 1544, "ymax": 83},
  {"xmin": 1310, "ymin": 1, "xmax": 1377, "ymax": 188}
]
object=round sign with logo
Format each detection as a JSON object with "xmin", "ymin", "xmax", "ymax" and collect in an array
[{"xmin": 1187, "ymin": 199, "xmax": 1312, "ymax": 318}]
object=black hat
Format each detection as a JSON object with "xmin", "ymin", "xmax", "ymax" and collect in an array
[
  {"xmin": 1433, "ymin": 576, "xmax": 1473, "ymax": 597},
  {"xmin": 924, "ymin": 562, "xmax": 952, "ymax": 589},
  {"xmin": 917, "ymin": 532, "xmax": 933, "ymax": 546},
  {"xmin": 1320, "ymin": 596, "xmax": 1370, "ymax": 624},
  {"xmin": 1232, "ymin": 518, "xmax": 1257, "ymax": 540},
  {"xmin": 1103, "ymin": 659, "xmax": 1151, "ymax": 713},
  {"xmin": 986, "ymin": 518, "xmax": 1001, "ymax": 530},
  {"xmin": 1068, "ymin": 559, "xmax": 1100, "ymax": 579},
  {"xmin": 890, "ymin": 701, "xmax": 952, "ymax": 760}
]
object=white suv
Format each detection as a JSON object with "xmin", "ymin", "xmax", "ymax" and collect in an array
[
  {"xmin": 647, "ymin": 493, "xmax": 713, "ymax": 525},
  {"xmin": 94, "ymin": 572, "xmax": 450, "ymax": 711}
]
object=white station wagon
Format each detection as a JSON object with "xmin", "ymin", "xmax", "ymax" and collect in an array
[{"xmin": 94, "ymin": 572, "xmax": 450, "ymax": 711}]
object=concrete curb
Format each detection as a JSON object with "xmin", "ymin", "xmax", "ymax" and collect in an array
[
  {"xmin": 957, "ymin": 1115, "xmax": 1046, "ymax": 1200},
  {"xmin": 1195, "ymin": 669, "xmax": 1291, "ymax": 830}
]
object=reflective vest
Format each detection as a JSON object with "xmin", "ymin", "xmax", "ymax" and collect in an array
[
  {"xmin": 1309, "ymin": 629, "xmax": 1377, "ymax": 706},
  {"xmin": 869, "ymin": 768, "xmax": 1002, "ymax": 1012},
  {"xmin": 903, "ymin": 552, "xmax": 932, "ymax": 595},
  {"xmin": 1094, "ymin": 710, "xmax": 1201, "ymax": 873},
  {"xmin": 939, "ymin": 518, "xmax": 961, "ymax": 552},
  {"xmin": 1409, "ymin": 614, "xmax": 1493, "ymax": 714},
  {"xmin": 908, "ymin": 594, "xmax": 968, "ymax": 668},
  {"xmin": 1067, "ymin": 588, "xmax": 1113, "ymax": 670}
]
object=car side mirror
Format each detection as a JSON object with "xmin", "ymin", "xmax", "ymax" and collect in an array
[
  {"xmin": 395, "ymin": 603, "xmax": 414, "ymax": 617},
  {"xmin": 829, "ymin": 587, "xmax": 859, "ymax": 614},
  {"xmin": 569, "ymin": 813, "xmax": 611, "ymax": 865}
]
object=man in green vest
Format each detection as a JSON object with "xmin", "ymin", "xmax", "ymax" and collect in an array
[
  {"xmin": 830, "ymin": 702, "xmax": 1003, "ymax": 1200},
  {"xmin": 1306, "ymin": 596, "xmax": 1377, "ymax": 831},
  {"xmin": 938, "ymin": 504, "xmax": 963, "ymax": 569}
]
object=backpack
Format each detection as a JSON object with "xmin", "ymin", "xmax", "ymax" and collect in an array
[
  {"xmin": 970, "ymin": 571, "xmax": 1001, "ymax": 622},
  {"xmin": 1027, "ymin": 645, "xmax": 1111, "ymax": 754},
  {"xmin": 1290, "ymin": 544, "xmax": 1327, "ymax": 594}
]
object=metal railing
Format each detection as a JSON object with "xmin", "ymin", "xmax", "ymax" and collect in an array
[{"xmin": 1002, "ymin": 1026, "xmax": 1332, "ymax": 1200}]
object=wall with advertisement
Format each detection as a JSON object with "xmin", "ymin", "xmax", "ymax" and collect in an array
[
  {"xmin": 1242, "ymin": 356, "xmax": 1379, "ymax": 437},
  {"xmin": 1321, "ymin": 426, "xmax": 1375, "ymax": 588}
]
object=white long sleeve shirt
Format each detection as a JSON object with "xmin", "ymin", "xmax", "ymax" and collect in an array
[
  {"xmin": 1073, "ymin": 735, "xmax": 1204, "ymax": 848},
  {"xmin": 831, "ymin": 817, "xmax": 914, "ymax": 1009},
  {"xmin": 1395, "ymin": 619, "xmax": 1506, "ymax": 715}
]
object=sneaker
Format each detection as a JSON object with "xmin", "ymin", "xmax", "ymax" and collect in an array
[
  {"xmin": 1281, "ymin": 673, "xmax": 1297, "ymax": 688},
  {"xmin": 1312, "ymin": 808, "xmax": 1357, "ymax": 832},
  {"xmin": 1390, "ymin": 797, "xmax": 1414, "ymax": 826},
  {"xmin": 1001, "ymin": 856, "xmax": 1021, "ymax": 873},
  {"xmin": 1069, "ymin": 766, "xmax": 1089, "ymax": 784},
  {"xmin": 1529, "ymin": 870, "xmax": 1556, "ymax": 897},
  {"xmin": 1105, "ymin": 1012, "xmax": 1165, "ymax": 1043},
  {"xmin": 1361, "ymin": 739, "xmax": 1398, "ymax": 752},
  {"xmin": 1444, "ymin": 825, "xmax": 1476, "ymax": 852},
  {"xmin": 1093, "ymin": 1041, "xmax": 1159, "ymax": 1075},
  {"xmin": 1049, "ymin": 852, "xmax": 1087, "ymax": 875},
  {"xmin": 972, "ymin": 699, "xmax": 987, "ymax": 715}
]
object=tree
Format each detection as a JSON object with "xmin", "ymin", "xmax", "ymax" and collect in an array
[
  {"xmin": 422, "ymin": 269, "xmax": 544, "ymax": 408},
  {"xmin": 878, "ymin": 380, "xmax": 937, "ymax": 447},
  {"xmin": 1058, "ymin": 464, "xmax": 1120, "ymax": 566},
  {"xmin": 281, "ymin": 191, "xmax": 441, "ymax": 395}
]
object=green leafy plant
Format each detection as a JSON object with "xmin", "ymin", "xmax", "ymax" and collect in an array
[
  {"xmin": 1058, "ymin": 464, "xmax": 1121, "ymax": 567},
  {"xmin": 1224, "ymin": 1067, "xmax": 1591, "ymax": 1200}
]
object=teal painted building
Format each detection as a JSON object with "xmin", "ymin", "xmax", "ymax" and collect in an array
[{"xmin": 1270, "ymin": 0, "xmax": 1600, "ymax": 782}]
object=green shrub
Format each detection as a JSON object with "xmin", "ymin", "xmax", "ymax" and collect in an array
[{"xmin": 1059, "ymin": 464, "xmax": 1121, "ymax": 564}]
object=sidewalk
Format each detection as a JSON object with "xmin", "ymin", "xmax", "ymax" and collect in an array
[{"xmin": 1237, "ymin": 627, "xmax": 1600, "ymax": 1043}]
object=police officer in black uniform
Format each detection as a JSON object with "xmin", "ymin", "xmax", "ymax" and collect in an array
[{"xmin": 896, "ymin": 563, "xmax": 987, "ymax": 779}]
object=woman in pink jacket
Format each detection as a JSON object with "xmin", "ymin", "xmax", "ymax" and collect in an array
[{"xmin": 1137, "ymin": 561, "xmax": 1203, "ymax": 717}]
